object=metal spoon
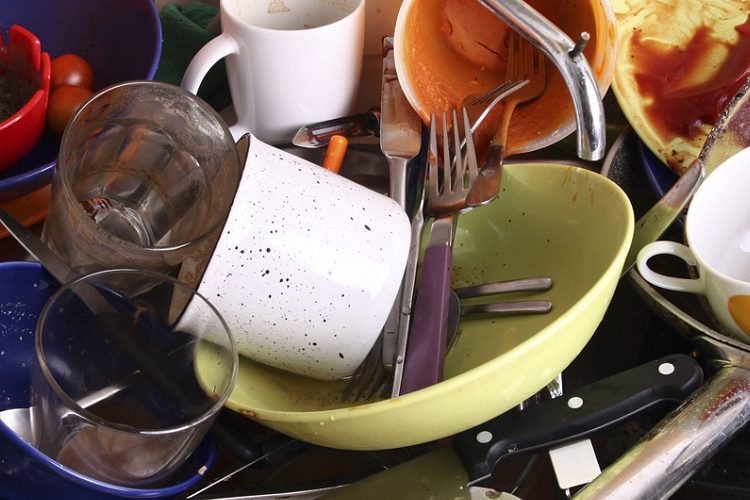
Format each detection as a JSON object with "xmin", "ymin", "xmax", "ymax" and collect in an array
[{"xmin": 446, "ymin": 277, "xmax": 553, "ymax": 350}]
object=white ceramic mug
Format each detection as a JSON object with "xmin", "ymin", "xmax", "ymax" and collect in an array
[
  {"xmin": 637, "ymin": 146, "xmax": 750, "ymax": 342},
  {"xmin": 181, "ymin": 0, "xmax": 365, "ymax": 144},
  {"xmin": 180, "ymin": 136, "xmax": 410, "ymax": 380}
]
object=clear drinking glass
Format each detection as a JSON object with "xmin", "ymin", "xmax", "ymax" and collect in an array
[
  {"xmin": 41, "ymin": 81, "xmax": 242, "ymax": 290},
  {"xmin": 30, "ymin": 269, "xmax": 237, "ymax": 487}
]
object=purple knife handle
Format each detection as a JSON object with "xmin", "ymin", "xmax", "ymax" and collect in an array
[{"xmin": 400, "ymin": 243, "xmax": 452, "ymax": 395}]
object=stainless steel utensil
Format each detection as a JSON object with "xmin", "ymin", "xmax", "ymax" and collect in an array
[
  {"xmin": 622, "ymin": 158, "xmax": 704, "ymax": 273},
  {"xmin": 0, "ymin": 408, "xmax": 33, "ymax": 444},
  {"xmin": 379, "ymin": 35, "xmax": 424, "ymax": 373},
  {"xmin": 0, "ymin": 207, "xmax": 76, "ymax": 283},
  {"xmin": 0, "ymin": 370, "xmax": 140, "ymax": 446},
  {"xmin": 467, "ymin": 30, "xmax": 547, "ymax": 207},
  {"xmin": 460, "ymin": 79, "xmax": 529, "ymax": 155},
  {"xmin": 291, "ymin": 111, "xmax": 381, "ymax": 148},
  {"xmin": 399, "ymin": 108, "xmax": 479, "ymax": 395},
  {"xmin": 387, "ymin": 79, "xmax": 530, "ymax": 395},
  {"xmin": 380, "ymin": 36, "xmax": 423, "ymax": 210},
  {"xmin": 388, "ymin": 168, "xmax": 427, "ymax": 397},
  {"xmin": 477, "ymin": 0, "xmax": 606, "ymax": 161},
  {"xmin": 446, "ymin": 289, "xmax": 552, "ymax": 351}
]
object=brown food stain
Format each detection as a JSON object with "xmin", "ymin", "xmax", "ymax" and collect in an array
[{"xmin": 631, "ymin": 16, "xmax": 750, "ymax": 173}]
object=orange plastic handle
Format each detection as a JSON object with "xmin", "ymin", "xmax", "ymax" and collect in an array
[{"xmin": 322, "ymin": 134, "xmax": 349, "ymax": 174}]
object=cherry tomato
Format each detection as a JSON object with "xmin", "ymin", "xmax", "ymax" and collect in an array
[
  {"xmin": 50, "ymin": 54, "xmax": 94, "ymax": 91},
  {"xmin": 46, "ymin": 86, "xmax": 94, "ymax": 137}
]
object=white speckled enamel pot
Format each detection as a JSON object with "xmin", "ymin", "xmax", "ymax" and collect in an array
[{"xmin": 181, "ymin": 135, "xmax": 411, "ymax": 380}]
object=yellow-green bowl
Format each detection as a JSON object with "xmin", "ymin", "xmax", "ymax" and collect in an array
[{"xmin": 196, "ymin": 162, "xmax": 634, "ymax": 450}]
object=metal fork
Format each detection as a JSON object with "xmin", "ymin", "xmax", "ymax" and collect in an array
[
  {"xmin": 462, "ymin": 79, "xmax": 529, "ymax": 145},
  {"xmin": 341, "ymin": 109, "xmax": 478, "ymax": 402},
  {"xmin": 466, "ymin": 29, "xmax": 547, "ymax": 207},
  {"xmin": 398, "ymin": 108, "xmax": 479, "ymax": 395}
]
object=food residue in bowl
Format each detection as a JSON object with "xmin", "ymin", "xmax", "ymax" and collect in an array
[
  {"xmin": 0, "ymin": 69, "xmax": 37, "ymax": 122},
  {"xmin": 398, "ymin": 0, "xmax": 607, "ymax": 155},
  {"xmin": 631, "ymin": 15, "xmax": 750, "ymax": 171}
]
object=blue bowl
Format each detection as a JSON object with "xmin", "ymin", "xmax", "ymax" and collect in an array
[
  {"xmin": 0, "ymin": 261, "xmax": 215, "ymax": 499},
  {"xmin": 0, "ymin": 0, "xmax": 162, "ymax": 201}
]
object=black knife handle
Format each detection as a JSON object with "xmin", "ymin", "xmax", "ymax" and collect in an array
[{"xmin": 452, "ymin": 353, "xmax": 703, "ymax": 482}]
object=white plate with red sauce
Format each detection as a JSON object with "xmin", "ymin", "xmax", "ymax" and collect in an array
[{"xmin": 611, "ymin": 0, "xmax": 750, "ymax": 176}]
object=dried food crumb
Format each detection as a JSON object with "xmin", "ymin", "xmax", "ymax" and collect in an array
[{"xmin": 0, "ymin": 71, "xmax": 36, "ymax": 122}]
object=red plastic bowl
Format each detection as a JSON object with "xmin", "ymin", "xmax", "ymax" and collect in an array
[{"xmin": 0, "ymin": 25, "xmax": 51, "ymax": 172}]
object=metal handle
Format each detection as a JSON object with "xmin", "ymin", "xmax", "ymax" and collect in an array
[
  {"xmin": 477, "ymin": 0, "xmax": 606, "ymax": 161},
  {"xmin": 455, "ymin": 276, "xmax": 552, "ymax": 298}
]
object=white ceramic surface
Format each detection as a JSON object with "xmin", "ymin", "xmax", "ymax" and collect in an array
[
  {"xmin": 181, "ymin": 0, "xmax": 365, "ymax": 144},
  {"xmin": 637, "ymin": 146, "xmax": 750, "ymax": 342},
  {"xmin": 181, "ymin": 135, "xmax": 410, "ymax": 380}
]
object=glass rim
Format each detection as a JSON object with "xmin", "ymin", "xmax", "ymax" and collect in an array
[{"xmin": 55, "ymin": 80, "xmax": 239, "ymax": 252}]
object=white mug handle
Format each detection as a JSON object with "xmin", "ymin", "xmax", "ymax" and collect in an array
[
  {"xmin": 636, "ymin": 241, "xmax": 705, "ymax": 294},
  {"xmin": 181, "ymin": 34, "xmax": 246, "ymax": 140},
  {"xmin": 181, "ymin": 32, "xmax": 239, "ymax": 96}
]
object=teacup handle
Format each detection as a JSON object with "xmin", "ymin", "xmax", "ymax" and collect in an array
[{"xmin": 636, "ymin": 241, "xmax": 705, "ymax": 294}]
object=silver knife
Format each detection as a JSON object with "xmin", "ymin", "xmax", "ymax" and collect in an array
[
  {"xmin": 380, "ymin": 36, "xmax": 423, "ymax": 210},
  {"xmin": 321, "ymin": 354, "xmax": 702, "ymax": 498},
  {"xmin": 621, "ymin": 156, "xmax": 704, "ymax": 273},
  {"xmin": 617, "ymin": 66, "xmax": 750, "ymax": 274},
  {"xmin": 379, "ymin": 36, "xmax": 424, "ymax": 374},
  {"xmin": 0, "ymin": 207, "xmax": 77, "ymax": 284}
]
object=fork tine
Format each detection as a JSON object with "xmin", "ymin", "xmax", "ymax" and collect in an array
[
  {"xmin": 450, "ymin": 109, "xmax": 463, "ymax": 189},
  {"xmin": 441, "ymin": 112, "xmax": 451, "ymax": 193},
  {"xmin": 462, "ymin": 107, "xmax": 478, "ymax": 182},
  {"xmin": 470, "ymin": 80, "xmax": 514, "ymax": 106},
  {"xmin": 532, "ymin": 40, "xmax": 545, "ymax": 81},
  {"xmin": 428, "ymin": 113, "xmax": 439, "ymax": 201},
  {"xmin": 508, "ymin": 29, "xmax": 520, "ymax": 79}
]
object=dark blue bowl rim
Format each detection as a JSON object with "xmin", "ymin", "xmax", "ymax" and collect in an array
[{"xmin": 0, "ymin": 0, "xmax": 163, "ymax": 201}]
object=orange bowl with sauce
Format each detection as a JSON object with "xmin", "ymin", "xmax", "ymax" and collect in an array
[{"xmin": 394, "ymin": 0, "xmax": 617, "ymax": 155}]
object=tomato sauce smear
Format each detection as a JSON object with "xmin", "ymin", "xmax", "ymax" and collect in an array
[{"xmin": 631, "ymin": 16, "xmax": 750, "ymax": 141}]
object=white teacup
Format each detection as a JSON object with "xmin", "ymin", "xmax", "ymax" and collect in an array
[
  {"xmin": 180, "ymin": 136, "xmax": 411, "ymax": 380},
  {"xmin": 637, "ymin": 146, "xmax": 750, "ymax": 342},
  {"xmin": 181, "ymin": 0, "xmax": 365, "ymax": 144}
]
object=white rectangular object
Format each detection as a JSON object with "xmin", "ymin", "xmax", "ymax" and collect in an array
[{"xmin": 548, "ymin": 439, "xmax": 602, "ymax": 490}]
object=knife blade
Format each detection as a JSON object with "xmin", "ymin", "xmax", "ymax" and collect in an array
[
  {"xmin": 291, "ymin": 111, "xmax": 381, "ymax": 148},
  {"xmin": 379, "ymin": 35, "xmax": 424, "ymax": 374},
  {"xmin": 619, "ymin": 73, "xmax": 750, "ymax": 274},
  {"xmin": 380, "ymin": 36, "xmax": 423, "ymax": 210},
  {"xmin": 320, "ymin": 353, "xmax": 703, "ymax": 498},
  {"xmin": 0, "ymin": 207, "xmax": 77, "ymax": 284}
]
